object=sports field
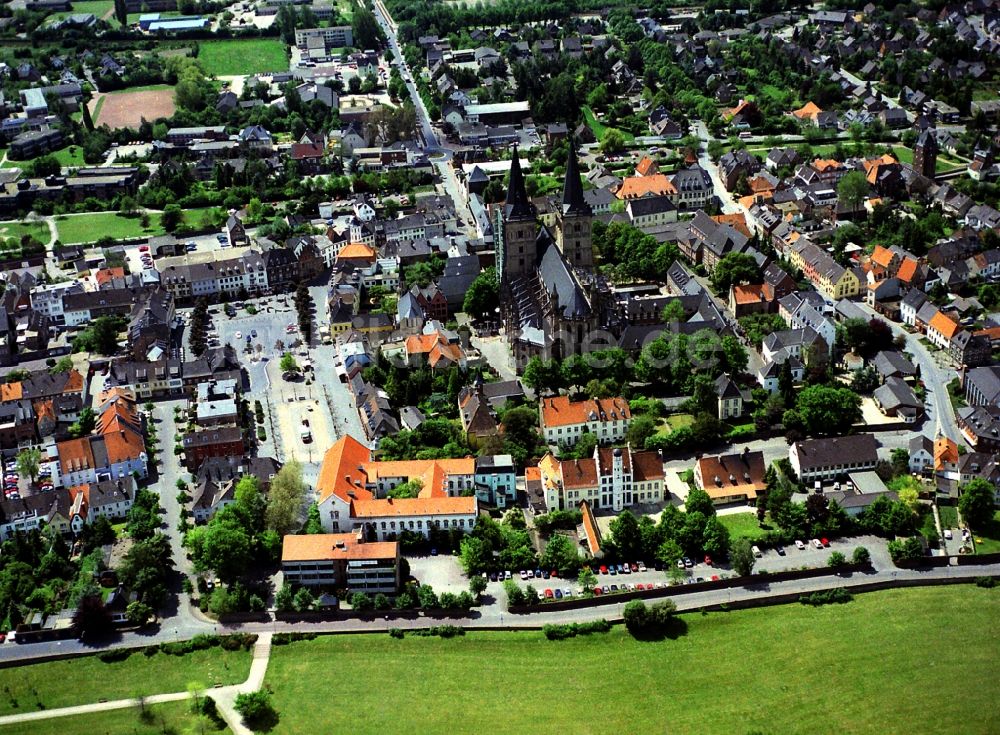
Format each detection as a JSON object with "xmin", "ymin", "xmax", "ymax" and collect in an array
[
  {"xmin": 263, "ymin": 586, "xmax": 1000, "ymax": 734},
  {"xmin": 92, "ymin": 87, "xmax": 176, "ymax": 129},
  {"xmin": 197, "ymin": 39, "xmax": 288, "ymax": 76}
]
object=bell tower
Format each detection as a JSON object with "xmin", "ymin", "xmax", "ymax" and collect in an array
[
  {"xmin": 499, "ymin": 145, "xmax": 537, "ymax": 282},
  {"xmin": 554, "ymin": 139, "xmax": 594, "ymax": 270}
]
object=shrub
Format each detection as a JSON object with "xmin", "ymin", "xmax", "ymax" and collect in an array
[
  {"xmin": 975, "ymin": 576, "xmax": 997, "ymax": 589},
  {"xmin": 98, "ymin": 649, "xmax": 133, "ymax": 663},
  {"xmin": 409, "ymin": 625, "xmax": 465, "ymax": 638},
  {"xmin": 852, "ymin": 546, "xmax": 871, "ymax": 565},
  {"xmin": 799, "ymin": 588, "xmax": 853, "ymax": 606},
  {"xmin": 272, "ymin": 632, "xmax": 317, "ymax": 645},
  {"xmin": 888, "ymin": 537, "xmax": 924, "ymax": 564},
  {"xmin": 543, "ymin": 619, "xmax": 612, "ymax": 640},
  {"xmin": 827, "ymin": 551, "xmax": 847, "ymax": 568},
  {"xmin": 389, "ymin": 627, "xmax": 405, "ymax": 639},
  {"xmin": 234, "ymin": 690, "xmax": 276, "ymax": 727}
]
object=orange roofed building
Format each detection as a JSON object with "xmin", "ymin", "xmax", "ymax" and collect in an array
[
  {"xmin": 539, "ymin": 395, "xmax": 631, "ymax": 447},
  {"xmin": 315, "ymin": 435, "xmax": 480, "ymax": 539},
  {"xmin": 281, "ymin": 531, "xmax": 401, "ymax": 592},
  {"xmin": 535, "ymin": 444, "xmax": 664, "ymax": 513},
  {"xmin": 615, "ymin": 173, "xmax": 677, "ymax": 200}
]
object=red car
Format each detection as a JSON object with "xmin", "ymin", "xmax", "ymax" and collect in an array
[
  {"xmin": 593, "ymin": 587, "xmax": 603, "ymax": 596},
  {"xmin": 629, "ymin": 563, "xmax": 638, "ymax": 572},
  {"xmin": 704, "ymin": 555, "xmax": 713, "ymax": 566},
  {"xmin": 821, "ymin": 538, "xmax": 830, "ymax": 547},
  {"xmin": 544, "ymin": 588, "xmax": 554, "ymax": 599},
  {"xmin": 599, "ymin": 565, "xmax": 608, "ymax": 574},
  {"xmin": 550, "ymin": 569, "xmax": 558, "ymax": 578}
]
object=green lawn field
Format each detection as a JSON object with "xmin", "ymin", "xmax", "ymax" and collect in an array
[
  {"xmin": 264, "ymin": 587, "xmax": 1000, "ymax": 735},
  {"xmin": 582, "ymin": 105, "xmax": 635, "ymax": 143},
  {"xmin": 55, "ymin": 207, "xmax": 223, "ymax": 243},
  {"xmin": 2, "ymin": 145, "xmax": 87, "ymax": 170},
  {"xmin": 0, "ymin": 646, "xmax": 251, "ymax": 716},
  {"xmin": 0, "ymin": 699, "xmax": 231, "ymax": 735},
  {"xmin": 717, "ymin": 511, "xmax": 772, "ymax": 540},
  {"xmin": 197, "ymin": 39, "xmax": 288, "ymax": 76},
  {"xmin": 56, "ymin": 211, "xmax": 162, "ymax": 243},
  {"xmin": 0, "ymin": 220, "xmax": 49, "ymax": 244},
  {"xmin": 973, "ymin": 510, "xmax": 1000, "ymax": 554}
]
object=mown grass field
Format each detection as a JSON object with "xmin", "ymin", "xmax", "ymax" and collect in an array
[
  {"xmin": 55, "ymin": 207, "xmax": 223, "ymax": 243},
  {"xmin": 263, "ymin": 587, "xmax": 1000, "ymax": 735},
  {"xmin": 0, "ymin": 220, "xmax": 49, "ymax": 244},
  {"xmin": 717, "ymin": 511, "xmax": 772, "ymax": 540},
  {"xmin": 196, "ymin": 39, "xmax": 288, "ymax": 76},
  {"xmin": 974, "ymin": 510, "xmax": 1000, "ymax": 554},
  {"xmin": 582, "ymin": 105, "xmax": 635, "ymax": 143},
  {"xmin": 0, "ymin": 699, "xmax": 231, "ymax": 735},
  {"xmin": 0, "ymin": 646, "xmax": 251, "ymax": 716},
  {"xmin": 2, "ymin": 145, "xmax": 87, "ymax": 170}
]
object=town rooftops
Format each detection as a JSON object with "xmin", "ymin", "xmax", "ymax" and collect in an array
[
  {"xmin": 350, "ymin": 496, "xmax": 477, "ymax": 518},
  {"xmin": 793, "ymin": 434, "xmax": 879, "ymax": 470},
  {"xmin": 281, "ymin": 532, "xmax": 398, "ymax": 562},
  {"xmin": 539, "ymin": 395, "xmax": 631, "ymax": 428}
]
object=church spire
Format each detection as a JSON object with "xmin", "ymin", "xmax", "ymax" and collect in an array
[
  {"xmin": 561, "ymin": 137, "xmax": 591, "ymax": 216},
  {"xmin": 503, "ymin": 144, "xmax": 534, "ymax": 220}
]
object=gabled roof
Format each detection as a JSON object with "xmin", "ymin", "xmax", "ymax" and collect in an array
[{"xmin": 539, "ymin": 395, "xmax": 631, "ymax": 428}]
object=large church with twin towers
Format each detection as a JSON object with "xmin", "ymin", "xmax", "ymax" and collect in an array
[{"xmin": 495, "ymin": 141, "xmax": 612, "ymax": 371}]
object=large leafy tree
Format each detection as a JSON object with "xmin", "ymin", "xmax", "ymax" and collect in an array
[
  {"xmin": 795, "ymin": 385, "xmax": 862, "ymax": 436},
  {"xmin": 265, "ymin": 461, "xmax": 307, "ymax": 536},
  {"xmin": 958, "ymin": 478, "xmax": 996, "ymax": 531},
  {"xmin": 711, "ymin": 252, "xmax": 761, "ymax": 294},
  {"xmin": 462, "ymin": 267, "xmax": 498, "ymax": 321}
]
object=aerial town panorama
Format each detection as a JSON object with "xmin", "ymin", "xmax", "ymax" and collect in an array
[{"xmin": 0, "ymin": 0, "xmax": 997, "ymax": 731}]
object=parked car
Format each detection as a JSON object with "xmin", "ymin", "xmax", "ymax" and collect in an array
[
  {"xmin": 610, "ymin": 584, "xmax": 618, "ymax": 592},
  {"xmin": 683, "ymin": 557, "xmax": 694, "ymax": 568},
  {"xmin": 795, "ymin": 540, "xmax": 806, "ymax": 550},
  {"xmin": 554, "ymin": 589, "xmax": 562, "ymax": 599},
  {"xmin": 776, "ymin": 546, "xmax": 786, "ymax": 556},
  {"xmin": 234, "ymin": 331, "xmax": 242, "ymax": 340},
  {"xmin": 812, "ymin": 539, "xmax": 823, "ymax": 549},
  {"xmin": 544, "ymin": 588, "xmax": 554, "ymax": 599},
  {"xmin": 703, "ymin": 555, "xmax": 713, "ymax": 566},
  {"xmin": 821, "ymin": 538, "xmax": 830, "ymax": 547},
  {"xmin": 637, "ymin": 562, "xmax": 647, "ymax": 573},
  {"xmin": 519, "ymin": 570, "xmax": 528, "ymax": 580},
  {"xmin": 944, "ymin": 529, "xmax": 953, "ymax": 540},
  {"xmin": 593, "ymin": 587, "xmax": 603, "ymax": 596}
]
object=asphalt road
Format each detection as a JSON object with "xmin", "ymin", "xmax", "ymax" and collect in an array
[
  {"xmin": 1, "ymin": 559, "xmax": 996, "ymax": 664},
  {"xmin": 853, "ymin": 301, "xmax": 962, "ymax": 444}
]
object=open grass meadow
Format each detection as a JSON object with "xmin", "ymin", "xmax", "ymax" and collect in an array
[
  {"xmin": 2, "ymin": 145, "xmax": 87, "ymax": 170},
  {"xmin": 263, "ymin": 587, "xmax": 1000, "ymax": 735},
  {"xmin": 973, "ymin": 510, "xmax": 1000, "ymax": 554},
  {"xmin": 0, "ymin": 220, "xmax": 49, "ymax": 244},
  {"xmin": 55, "ymin": 206, "xmax": 224, "ymax": 243},
  {"xmin": 196, "ymin": 39, "xmax": 288, "ymax": 76},
  {"xmin": 717, "ymin": 511, "xmax": 772, "ymax": 540},
  {"xmin": 0, "ymin": 699, "xmax": 232, "ymax": 735},
  {"xmin": 0, "ymin": 645, "xmax": 251, "ymax": 716}
]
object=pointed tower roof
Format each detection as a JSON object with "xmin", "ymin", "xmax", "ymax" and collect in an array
[
  {"xmin": 561, "ymin": 138, "xmax": 592, "ymax": 216},
  {"xmin": 503, "ymin": 145, "xmax": 534, "ymax": 220},
  {"xmin": 917, "ymin": 127, "xmax": 938, "ymax": 151}
]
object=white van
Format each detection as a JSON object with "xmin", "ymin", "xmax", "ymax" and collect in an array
[{"xmin": 751, "ymin": 545, "xmax": 762, "ymax": 558}]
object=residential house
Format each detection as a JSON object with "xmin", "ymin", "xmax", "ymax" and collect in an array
[{"xmin": 694, "ymin": 448, "xmax": 766, "ymax": 505}]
